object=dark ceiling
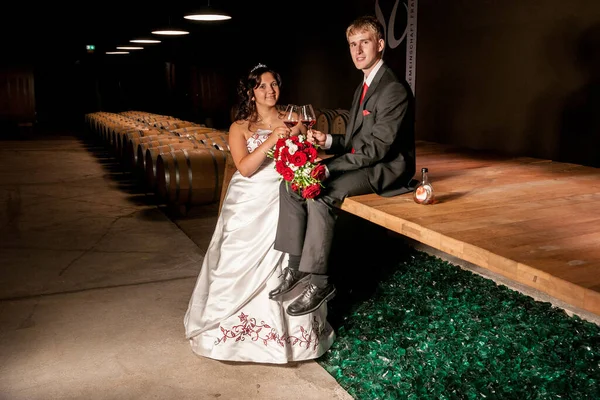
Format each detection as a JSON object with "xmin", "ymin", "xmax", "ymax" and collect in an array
[{"xmin": 1, "ymin": 1, "xmax": 357, "ymax": 65}]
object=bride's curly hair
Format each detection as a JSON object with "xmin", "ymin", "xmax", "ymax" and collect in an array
[{"xmin": 233, "ymin": 64, "xmax": 282, "ymax": 129}]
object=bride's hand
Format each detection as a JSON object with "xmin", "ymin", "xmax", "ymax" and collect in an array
[
  {"xmin": 288, "ymin": 123, "xmax": 302, "ymax": 137},
  {"xmin": 272, "ymin": 126, "xmax": 290, "ymax": 139}
]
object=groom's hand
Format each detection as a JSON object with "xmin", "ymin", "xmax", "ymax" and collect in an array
[{"xmin": 307, "ymin": 129, "xmax": 327, "ymax": 147}]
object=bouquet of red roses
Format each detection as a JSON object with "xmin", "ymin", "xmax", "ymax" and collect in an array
[{"xmin": 267, "ymin": 134, "xmax": 326, "ymax": 199}]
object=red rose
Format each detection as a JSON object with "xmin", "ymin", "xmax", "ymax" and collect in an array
[
  {"xmin": 305, "ymin": 146, "xmax": 317, "ymax": 162},
  {"xmin": 302, "ymin": 183, "xmax": 321, "ymax": 199},
  {"xmin": 297, "ymin": 140, "xmax": 308, "ymax": 150},
  {"xmin": 289, "ymin": 151, "xmax": 308, "ymax": 167},
  {"xmin": 275, "ymin": 160, "xmax": 287, "ymax": 174},
  {"xmin": 310, "ymin": 164, "xmax": 326, "ymax": 181},
  {"xmin": 279, "ymin": 146, "xmax": 291, "ymax": 161},
  {"xmin": 291, "ymin": 182, "xmax": 299, "ymax": 192},
  {"xmin": 276, "ymin": 161, "xmax": 294, "ymax": 181},
  {"xmin": 281, "ymin": 168, "xmax": 294, "ymax": 182},
  {"xmin": 279, "ymin": 152, "xmax": 289, "ymax": 163}
]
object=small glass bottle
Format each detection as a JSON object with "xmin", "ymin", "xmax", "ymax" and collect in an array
[{"xmin": 413, "ymin": 167, "xmax": 435, "ymax": 205}]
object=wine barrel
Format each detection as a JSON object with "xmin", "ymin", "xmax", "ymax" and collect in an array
[
  {"xmin": 143, "ymin": 134, "xmax": 227, "ymax": 186},
  {"xmin": 99, "ymin": 119, "xmax": 120, "ymax": 143},
  {"xmin": 187, "ymin": 130, "xmax": 228, "ymax": 140},
  {"xmin": 125, "ymin": 132, "xmax": 177, "ymax": 170},
  {"xmin": 136, "ymin": 137, "xmax": 188, "ymax": 173},
  {"xmin": 155, "ymin": 148, "xmax": 228, "ymax": 207},
  {"xmin": 144, "ymin": 139, "xmax": 218, "ymax": 191},
  {"xmin": 128, "ymin": 131, "xmax": 176, "ymax": 146},
  {"xmin": 147, "ymin": 117, "xmax": 177, "ymax": 125},
  {"xmin": 110, "ymin": 124, "xmax": 133, "ymax": 148},
  {"xmin": 169, "ymin": 126, "xmax": 214, "ymax": 137},
  {"xmin": 331, "ymin": 110, "xmax": 350, "ymax": 135},
  {"xmin": 193, "ymin": 132, "xmax": 229, "ymax": 151},
  {"xmin": 155, "ymin": 120, "xmax": 199, "ymax": 130},
  {"xmin": 314, "ymin": 108, "xmax": 323, "ymax": 123},
  {"xmin": 120, "ymin": 128, "xmax": 163, "ymax": 161},
  {"xmin": 88, "ymin": 113, "xmax": 105, "ymax": 136},
  {"xmin": 114, "ymin": 127, "xmax": 155, "ymax": 159},
  {"xmin": 316, "ymin": 109, "xmax": 343, "ymax": 135}
]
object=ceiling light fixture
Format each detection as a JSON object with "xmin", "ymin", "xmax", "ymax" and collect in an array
[
  {"xmin": 152, "ymin": 17, "xmax": 190, "ymax": 35},
  {"xmin": 106, "ymin": 51, "xmax": 129, "ymax": 55},
  {"xmin": 184, "ymin": 1, "xmax": 232, "ymax": 21},
  {"xmin": 130, "ymin": 39, "xmax": 161, "ymax": 44},
  {"xmin": 116, "ymin": 46, "xmax": 144, "ymax": 50},
  {"xmin": 151, "ymin": 29, "xmax": 189, "ymax": 35}
]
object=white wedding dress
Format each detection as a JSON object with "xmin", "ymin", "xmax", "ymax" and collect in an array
[{"xmin": 184, "ymin": 129, "xmax": 335, "ymax": 364}]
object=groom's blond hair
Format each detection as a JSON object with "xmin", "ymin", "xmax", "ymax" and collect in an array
[{"xmin": 346, "ymin": 15, "xmax": 384, "ymax": 42}]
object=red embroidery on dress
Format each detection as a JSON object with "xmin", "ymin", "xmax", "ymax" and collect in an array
[
  {"xmin": 215, "ymin": 312, "xmax": 326, "ymax": 350},
  {"xmin": 246, "ymin": 132, "xmax": 270, "ymax": 153}
]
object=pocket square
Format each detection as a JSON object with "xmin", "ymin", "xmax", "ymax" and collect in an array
[{"xmin": 362, "ymin": 110, "xmax": 371, "ymax": 116}]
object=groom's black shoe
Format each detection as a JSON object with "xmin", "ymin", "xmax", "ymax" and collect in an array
[
  {"xmin": 286, "ymin": 283, "xmax": 336, "ymax": 316},
  {"xmin": 268, "ymin": 268, "xmax": 310, "ymax": 300}
]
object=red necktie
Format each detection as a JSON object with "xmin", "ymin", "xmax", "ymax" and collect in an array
[
  {"xmin": 360, "ymin": 82, "xmax": 368, "ymax": 104},
  {"xmin": 352, "ymin": 83, "xmax": 369, "ymax": 154}
]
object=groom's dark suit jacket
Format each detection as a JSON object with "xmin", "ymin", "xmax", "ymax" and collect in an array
[{"xmin": 323, "ymin": 62, "xmax": 416, "ymax": 197}]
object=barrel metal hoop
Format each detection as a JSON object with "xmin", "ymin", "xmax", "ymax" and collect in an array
[
  {"xmin": 184, "ymin": 149, "xmax": 193, "ymax": 206},
  {"xmin": 174, "ymin": 151, "xmax": 181, "ymax": 204}
]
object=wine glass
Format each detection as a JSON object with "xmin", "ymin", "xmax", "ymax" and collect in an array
[
  {"xmin": 282, "ymin": 104, "xmax": 299, "ymax": 129},
  {"xmin": 300, "ymin": 104, "xmax": 317, "ymax": 131}
]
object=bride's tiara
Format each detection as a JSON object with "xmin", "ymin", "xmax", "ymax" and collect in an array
[{"xmin": 251, "ymin": 63, "xmax": 267, "ymax": 72}]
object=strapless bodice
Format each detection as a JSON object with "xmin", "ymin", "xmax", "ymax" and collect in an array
[{"xmin": 246, "ymin": 129, "xmax": 272, "ymax": 153}]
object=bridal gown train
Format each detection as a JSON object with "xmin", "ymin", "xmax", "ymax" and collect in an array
[{"xmin": 184, "ymin": 129, "xmax": 335, "ymax": 363}]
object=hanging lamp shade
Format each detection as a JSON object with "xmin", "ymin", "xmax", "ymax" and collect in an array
[
  {"xmin": 151, "ymin": 17, "xmax": 190, "ymax": 35},
  {"xmin": 184, "ymin": 1, "xmax": 231, "ymax": 21},
  {"xmin": 130, "ymin": 38, "xmax": 161, "ymax": 44},
  {"xmin": 151, "ymin": 28, "xmax": 189, "ymax": 35}
]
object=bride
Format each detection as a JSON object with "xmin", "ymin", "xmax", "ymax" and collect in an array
[{"xmin": 183, "ymin": 64, "xmax": 335, "ymax": 363}]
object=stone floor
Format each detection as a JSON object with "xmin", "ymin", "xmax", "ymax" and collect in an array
[{"xmin": 0, "ymin": 130, "xmax": 352, "ymax": 400}]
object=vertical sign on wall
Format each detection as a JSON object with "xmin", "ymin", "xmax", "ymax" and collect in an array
[
  {"xmin": 376, "ymin": 0, "xmax": 417, "ymax": 96},
  {"xmin": 405, "ymin": 0, "xmax": 417, "ymax": 95}
]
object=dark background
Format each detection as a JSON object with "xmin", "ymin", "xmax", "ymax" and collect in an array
[
  {"xmin": 2, "ymin": 0, "xmax": 600, "ymax": 167},
  {"xmin": 1, "ymin": 0, "xmax": 382, "ymax": 129}
]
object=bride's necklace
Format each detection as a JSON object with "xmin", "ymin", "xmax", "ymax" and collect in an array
[{"xmin": 259, "ymin": 113, "xmax": 277, "ymax": 129}]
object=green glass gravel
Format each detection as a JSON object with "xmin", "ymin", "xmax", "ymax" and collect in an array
[{"xmin": 319, "ymin": 249, "xmax": 600, "ymax": 399}]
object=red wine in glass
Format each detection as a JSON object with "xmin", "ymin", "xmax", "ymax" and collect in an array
[
  {"xmin": 300, "ymin": 105, "xmax": 317, "ymax": 131},
  {"xmin": 282, "ymin": 104, "xmax": 299, "ymax": 130},
  {"xmin": 301, "ymin": 119, "xmax": 316, "ymax": 129}
]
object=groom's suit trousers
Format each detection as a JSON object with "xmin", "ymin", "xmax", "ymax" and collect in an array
[{"xmin": 273, "ymin": 167, "xmax": 372, "ymax": 275}]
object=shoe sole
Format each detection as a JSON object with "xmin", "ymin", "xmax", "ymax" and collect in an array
[
  {"xmin": 286, "ymin": 286, "xmax": 337, "ymax": 316},
  {"xmin": 268, "ymin": 274, "xmax": 310, "ymax": 300}
]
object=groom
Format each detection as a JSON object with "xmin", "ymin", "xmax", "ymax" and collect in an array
[{"xmin": 269, "ymin": 15, "xmax": 416, "ymax": 316}]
